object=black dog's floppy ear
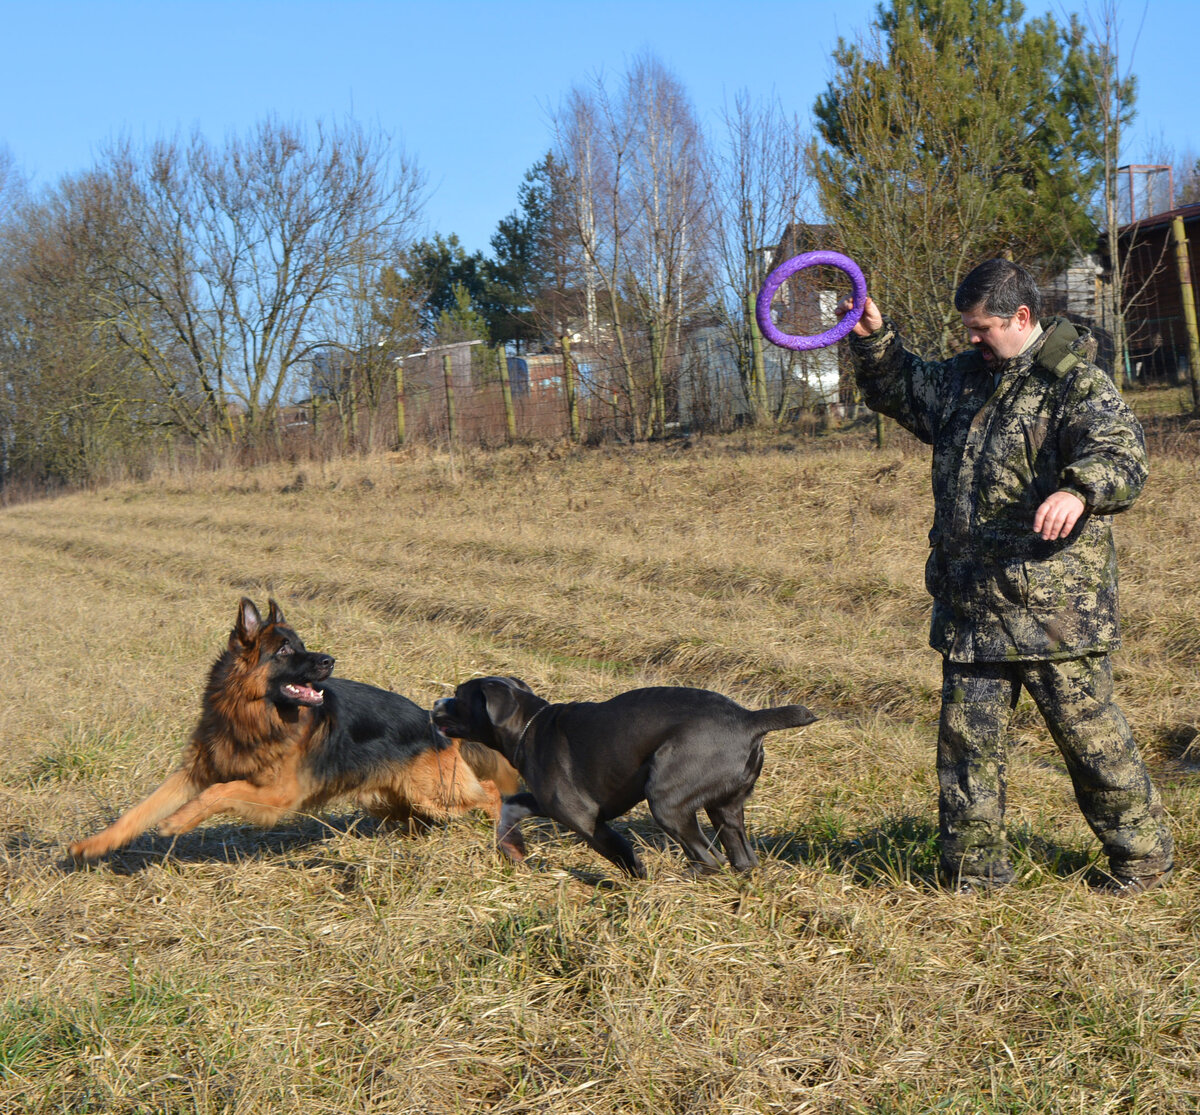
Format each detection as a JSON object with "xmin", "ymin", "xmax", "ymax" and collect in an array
[
  {"xmin": 481, "ymin": 677, "xmax": 527, "ymax": 730},
  {"xmin": 233, "ymin": 598, "xmax": 263, "ymax": 645},
  {"xmin": 505, "ymin": 677, "xmax": 535, "ymax": 694}
]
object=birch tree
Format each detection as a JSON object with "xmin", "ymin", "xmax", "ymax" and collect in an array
[
  {"xmin": 1081, "ymin": 1, "xmax": 1153, "ymax": 387},
  {"xmin": 556, "ymin": 78, "xmax": 641, "ymax": 433},
  {"xmin": 555, "ymin": 54, "xmax": 712, "ymax": 438},
  {"xmin": 624, "ymin": 55, "xmax": 712, "ymax": 437},
  {"xmin": 709, "ymin": 92, "xmax": 810, "ymax": 423}
]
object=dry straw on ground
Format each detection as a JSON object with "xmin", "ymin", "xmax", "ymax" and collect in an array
[{"xmin": 1, "ymin": 420, "xmax": 1198, "ymax": 1113}]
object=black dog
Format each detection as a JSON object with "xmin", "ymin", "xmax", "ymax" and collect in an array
[{"xmin": 432, "ymin": 677, "xmax": 817, "ymax": 878}]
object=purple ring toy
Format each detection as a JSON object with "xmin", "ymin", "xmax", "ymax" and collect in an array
[{"xmin": 755, "ymin": 250, "xmax": 867, "ymax": 351}]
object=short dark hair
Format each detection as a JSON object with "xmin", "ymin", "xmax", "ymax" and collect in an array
[{"xmin": 954, "ymin": 258, "xmax": 1042, "ymax": 322}]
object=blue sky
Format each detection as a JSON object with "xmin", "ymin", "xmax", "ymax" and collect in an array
[{"xmin": 2, "ymin": 0, "xmax": 1196, "ymax": 255}]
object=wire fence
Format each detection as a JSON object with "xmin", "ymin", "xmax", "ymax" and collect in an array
[
  {"xmin": 289, "ymin": 324, "xmax": 859, "ymax": 453},
  {"xmin": 6, "ymin": 298, "xmax": 1196, "ymax": 504}
]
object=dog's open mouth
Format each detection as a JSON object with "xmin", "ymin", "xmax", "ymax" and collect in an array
[{"xmin": 282, "ymin": 683, "xmax": 325, "ymax": 706}]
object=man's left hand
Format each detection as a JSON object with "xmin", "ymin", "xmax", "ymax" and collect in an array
[{"xmin": 1033, "ymin": 491, "xmax": 1086, "ymax": 540}]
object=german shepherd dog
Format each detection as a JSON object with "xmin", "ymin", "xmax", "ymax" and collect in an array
[{"xmin": 69, "ymin": 598, "xmax": 519, "ymax": 861}]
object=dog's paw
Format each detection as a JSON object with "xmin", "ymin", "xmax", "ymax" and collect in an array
[
  {"xmin": 66, "ymin": 838, "xmax": 104, "ymax": 861},
  {"xmin": 497, "ymin": 825, "xmax": 528, "ymax": 863}
]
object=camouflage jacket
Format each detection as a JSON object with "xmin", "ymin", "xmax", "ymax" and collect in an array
[{"xmin": 848, "ymin": 317, "xmax": 1147, "ymax": 662}]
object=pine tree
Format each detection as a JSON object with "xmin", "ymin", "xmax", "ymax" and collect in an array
[
  {"xmin": 811, "ymin": 0, "xmax": 1119, "ymax": 355},
  {"xmin": 483, "ymin": 154, "xmax": 582, "ymax": 352},
  {"xmin": 402, "ymin": 233, "xmax": 487, "ymax": 342}
]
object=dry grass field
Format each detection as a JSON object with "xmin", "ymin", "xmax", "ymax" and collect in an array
[{"xmin": 1, "ymin": 418, "xmax": 1198, "ymax": 1113}]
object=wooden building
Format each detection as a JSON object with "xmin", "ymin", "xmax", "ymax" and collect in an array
[{"xmin": 1114, "ymin": 202, "xmax": 1200, "ymax": 383}]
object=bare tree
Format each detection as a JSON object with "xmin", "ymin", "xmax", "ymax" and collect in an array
[
  {"xmin": 1081, "ymin": 1, "xmax": 1168, "ymax": 387},
  {"xmin": 93, "ymin": 118, "xmax": 425, "ymax": 446},
  {"xmin": 624, "ymin": 56, "xmax": 713, "ymax": 437},
  {"xmin": 1175, "ymin": 151, "xmax": 1200, "ymax": 206},
  {"xmin": 0, "ymin": 172, "xmax": 169, "ymax": 488},
  {"xmin": 0, "ymin": 145, "xmax": 24, "ymax": 223},
  {"xmin": 556, "ymin": 78, "xmax": 641, "ymax": 434},
  {"xmin": 555, "ymin": 54, "xmax": 713, "ymax": 438},
  {"xmin": 710, "ymin": 91, "xmax": 810, "ymax": 424}
]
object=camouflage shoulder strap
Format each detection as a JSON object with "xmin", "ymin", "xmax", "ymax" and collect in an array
[{"xmin": 1035, "ymin": 318, "xmax": 1083, "ymax": 378}]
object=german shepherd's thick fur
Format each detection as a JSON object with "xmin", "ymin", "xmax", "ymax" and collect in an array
[{"xmin": 69, "ymin": 598, "xmax": 519, "ymax": 861}]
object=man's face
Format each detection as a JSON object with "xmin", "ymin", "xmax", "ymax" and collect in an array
[{"xmin": 961, "ymin": 304, "xmax": 1032, "ymax": 364}]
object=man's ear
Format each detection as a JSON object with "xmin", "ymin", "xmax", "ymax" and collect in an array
[{"xmin": 1014, "ymin": 304, "xmax": 1032, "ymax": 330}]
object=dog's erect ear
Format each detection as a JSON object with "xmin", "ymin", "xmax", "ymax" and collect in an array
[
  {"xmin": 480, "ymin": 678, "xmax": 527, "ymax": 731},
  {"xmin": 233, "ymin": 598, "xmax": 263, "ymax": 645},
  {"xmin": 266, "ymin": 598, "xmax": 286, "ymax": 627}
]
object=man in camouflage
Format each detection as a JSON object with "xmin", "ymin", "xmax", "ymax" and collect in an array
[{"xmin": 842, "ymin": 258, "xmax": 1172, "ymax": 893}]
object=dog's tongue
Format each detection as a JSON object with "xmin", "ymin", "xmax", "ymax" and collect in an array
[{"xmin": 284, "ymin": 683, "xmax": 324, "ymax": 706}]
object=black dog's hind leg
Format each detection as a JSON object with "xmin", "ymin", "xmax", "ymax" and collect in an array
[
  {"xmin": 706, "ymin": 799, "xmax": 758, "ymax": 872},
  {"xmin": 647, "ymin": 799, "xmax": 726, "ymax": 874}
]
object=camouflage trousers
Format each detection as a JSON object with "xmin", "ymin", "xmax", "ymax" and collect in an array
[{"xmin": 938, "ymin": 655, "xmax": 1173, "ymax": 886}]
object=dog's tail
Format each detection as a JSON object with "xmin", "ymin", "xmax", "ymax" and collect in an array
[
  {"xmin": 750, "ymin": 704, "xmax": 818, "ymax": 735},
  {"xmin": 457, "ymin": 738, "xmax": 522, "ymax": 796}
]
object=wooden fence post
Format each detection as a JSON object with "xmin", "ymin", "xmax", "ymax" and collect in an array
[
  {"xmin": 746, "ymin": 282, "xmax": 769, "ymax": 423},
  {"xmin": 442, "ymin": 351, "xmax": 458, "ymax": 443},
  {"xmin": 394, "ymin": 358, "xmax": 406, "ymax": 446},
  {"xmin": 562, "ymin": 333, "xmax": 580, "ymax": 441},
  {"xmin": 497, "ymin": 346, "xmax": 517, "ymax": 441},
  {"xmin": 1170, "ymin": 216, "xmax": 1200, "ymax": 413}
]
